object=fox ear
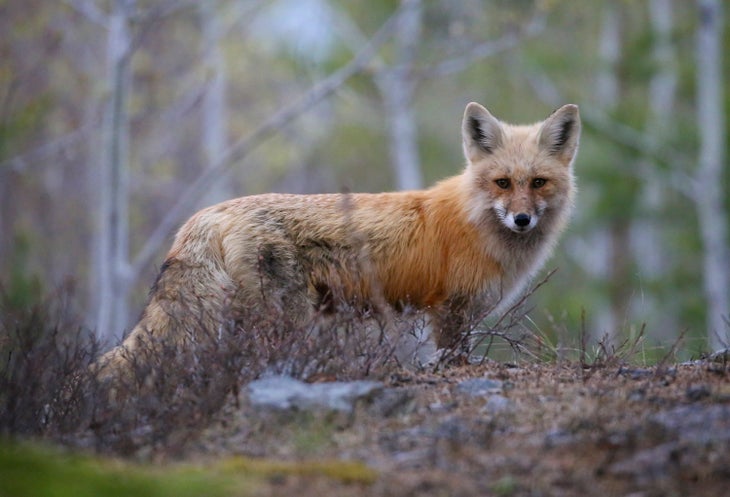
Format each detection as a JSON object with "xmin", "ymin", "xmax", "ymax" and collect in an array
[
  {"xmin": 462, "ymin": 102, "xmax": 504, "ymax": 162},
  {"xmin": 538, "ymin": 104, "xmax": 581, "ymax": 164}
]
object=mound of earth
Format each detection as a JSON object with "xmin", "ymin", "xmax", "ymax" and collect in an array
[{"xmin": 185, "ymin": 359, "xmax": 730, "ymax": 496}]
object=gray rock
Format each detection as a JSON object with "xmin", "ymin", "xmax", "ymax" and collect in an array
[
  {"xmin": 368, "ymin": 386, "xmax": 417, "ymax": 417},
  {"xmin": 648, "ymin": 403, "xmax": 730, "ymax": 445},
  {"xmin": 607, "ymin": 404, "xmax": 730, "ymax": 483},
  {"xmin": 483, "ymin": 394, "xmax": 511, "ymax": 413},
  {"xmin": 543, "ymin": 429, "xmax": 578, "ymax": 449},
  {"xmin": 248, "ymin": 376, "xmax": 383, "ymax": 414},
  {"xmin": 456, "ymin": 378, "xmax": 503, "ymax": 396}
]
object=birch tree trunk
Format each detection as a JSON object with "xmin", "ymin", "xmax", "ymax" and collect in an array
[
  {"xmin": 595, "ymin": 2, "xmax": 628, "ymax": 345},
  {"xmin": 695, "ymin": 0, "xmax": 729, "ymax": 350},
  {"xmin": 375, "ymin": 0, "xmax": 423, "ymax": 190},
  {"xmin": 595, "ymin": 4, "xmax": 620, "ymax": 110},
  {"xmin": 648, "ymin": 0, "xmax": 678, "ymax": 122},
  {"xmin": 199, "ymin": 0, "xmax": 232, "ymax": 205},
  {"xmin": 96, "ymin": 0, "xmax": 134, "ymax": 344},
  {"xmin": 630, "ymin": 0, "xmax": 678, "ymax": 339}
]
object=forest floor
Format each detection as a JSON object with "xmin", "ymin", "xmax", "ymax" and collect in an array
[
  {"xmin": 5, "ymin": 275, "xmax": 729, "ymax": 495},
  {"xmin": 3, "ymin": 332, "xmax": 730, "ymax": 497},
  {"xmin": 177, "ymin": 357, "xmax": 730, "ymax": 497}
]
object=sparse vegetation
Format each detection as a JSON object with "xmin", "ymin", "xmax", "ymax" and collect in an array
[
  {"xmin": 2, "ymin": 283, "xmax": 729, "ymax": 496},
  {"xmin": 0, "ymin": 282, "xmax": 400, "ymax": 456}
]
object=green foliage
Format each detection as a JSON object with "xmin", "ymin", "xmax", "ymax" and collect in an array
[
  {"xmin": 315, "ymin": 118, "xmax": 391, "ymax": 192},
  {"xmin": 492, "ymin": 474, "xmax": 519, "ymax": 496},
  {"xmin": 0, "ymin": 96, "xmax": 51, "ymax": 162},
  {"xmin": 4, "ymin": 232, "xmax": 43, "ymax": 310}
]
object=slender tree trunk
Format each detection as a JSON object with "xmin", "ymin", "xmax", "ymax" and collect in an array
[
  {"xmin": 199, "ymin": 0, "xmax": 232, "ymax": 205},
  {"xmin": 376, "ymin": 0, "xmax": 423, "ymax": 190},
  {"xmin": 96, "ymin": 0, "xmax": 134, "ymax": 344},
  {"xmin": 630, "ymin": 0, "xmax": 678, "ymax": 339},
  {"xmin": 595, "ymin": 3, "xmax": 629, "ymax": 344},
  {"xmin": 648, "ymin": 0, "xmax": 678, "ymax": 120},
  {"xmin": 595, "ymin": 3, "xmax": 620, "ymax": 109},
  {"xmin": 695, "ymin": 0, "xmax": 729, "ymax": 350}
]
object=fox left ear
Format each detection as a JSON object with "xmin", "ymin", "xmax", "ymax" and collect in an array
[
  {"xmin": 539, "ymin": 104, "xmax": 581, "ymax": 165},
  {"xmin": 462, "ymin": 102, "xmax": 504, "ymax": 162}
]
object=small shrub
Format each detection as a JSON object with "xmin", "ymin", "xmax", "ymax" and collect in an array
[
  {"xmin": 0, "ymin": 283, "xmax": 98, "ymax": 438},
  {"xmin": 0, "ymin": 282, "xmax": 403, "ymax": 457}
]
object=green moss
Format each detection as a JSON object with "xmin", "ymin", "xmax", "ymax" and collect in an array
[
  {"xmin": 0, "ymin": 442, "xmax": 239, "ymax": 497},
  {"xmin": 0, "ymin": 441, "xmax": 376, "ymax": 497},
  {"xmin": 219, "ymin": 456, "xmax": 377, "ymax": 485},
  {"xmin": 493, "ymin": 475, "xmax": 518, "ymax": 496}
]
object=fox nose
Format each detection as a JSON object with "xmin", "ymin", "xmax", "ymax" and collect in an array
[{"xmin": 514, "ymin": 213, "xmax": 531, "ymax": 227}]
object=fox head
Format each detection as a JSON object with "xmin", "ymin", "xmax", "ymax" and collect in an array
[{"xmin": 461, "ymin": 102, "xmax": 580, "ymax": 235}]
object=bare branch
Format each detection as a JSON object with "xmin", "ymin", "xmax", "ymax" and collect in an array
[
  {"xmin": 129, "ymin": 5, "xmax": 404, "ymax": 282},
  {"xmin": 522, "ymin": 66, "xmax": 697, "ymax": 201},
  {"xmin": 419, "ymin": 13, "xmax": 546, "ymax": 78},
  {"xmin": 332, "ymin": 6, "xmax": 545, "ymax": 82},
  {"xmin": 62, "ymin": 0, "xmax": 108, "ymax": 27},
  {"xmin": 0, "ymin": 121, "xmax": 97, "ymax": 173},
  {"xmin": 218, "ymin": 0, "xmax": 269, "ymax": 40},
  {"xmin": 135, "ymin": 0, "xmax": 199, "ymax": 21}
]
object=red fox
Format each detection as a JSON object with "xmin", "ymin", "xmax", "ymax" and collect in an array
[{"xmin": 98, "ymin": 102, "xmax": 580, "ymax": 375}]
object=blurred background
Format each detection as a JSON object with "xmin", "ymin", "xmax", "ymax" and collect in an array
[{"xmin": 1, "ymin": 0, "xmax": 727, "ymax": 359}]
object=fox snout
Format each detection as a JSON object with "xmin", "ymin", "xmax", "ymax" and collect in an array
[
  {"xmin": 504, "ymin": 211, "xmax": 538, "ymax": 233},
  {"xmin": 494, "ymin": 200, "xmax": 543, "ymax": 233},
  {"xmin": 514, "ymin": 213, "xmax": 532, "ymax": 229}
]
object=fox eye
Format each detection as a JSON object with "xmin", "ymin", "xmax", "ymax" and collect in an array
[
  {"xmin": 532, "ymin": 178, "xmax": 547, "ymax": 188},
  {"xmin": 495, "ymin": 179, "xmax": 510, "ymax": 189}
]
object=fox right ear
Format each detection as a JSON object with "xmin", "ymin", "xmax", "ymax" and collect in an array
[
  {"xmin": 538, "ymin": 104, "xmax": 581, "ymax": 164},
  {"xmin": 462, "ymin": 102, "xmax": 504, "ymax": 162}
]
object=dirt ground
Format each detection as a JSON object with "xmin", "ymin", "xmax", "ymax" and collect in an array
[{"xmin": 186, "ymin": 358, "xmax": 730, "ymax": 497}]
